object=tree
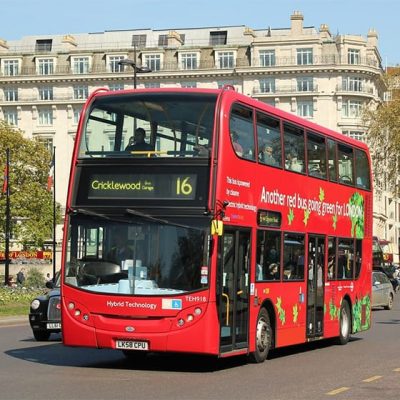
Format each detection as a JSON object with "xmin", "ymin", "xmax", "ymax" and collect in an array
[
  {"xmin": 0, "ymin": 121, "xmax": 62, "ymax": 248},
  {"xmin": 364, "ymin": 69, "xmax": 400, "ymax": 197}
]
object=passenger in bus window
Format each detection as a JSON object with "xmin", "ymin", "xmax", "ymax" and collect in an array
[
  {"xmin": 125, "ymin": 128, "xmax": 153, "ymax": 152},
  {"xmin": 286, "ymin": 150, "xmax": 303, "ymax": 172},
  {"xmin": 260, "ymin": 144, "xmax": 279, "ymax": 166},
  {"xmin": 309, "ymin": 159, "xmax": 326, "ymax": 179},
  {"xmin": 193, "ymin": 144, "xmax": 210, "ymax": 157},
  {"xmin": 284, "ymin": 264, "xmax": 295, "ymax": 280},
  {"xmin": 266, "ymin": 263, "xmax": 279, "ymax": 280},
  {"xmin": 231, "ymin": 131, "xmax": 243, "ymax": 157}
]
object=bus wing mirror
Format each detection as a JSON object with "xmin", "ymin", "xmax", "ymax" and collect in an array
[{"xmin": 211, "ymin": 220, "xmax": 223, "ymax": 236}]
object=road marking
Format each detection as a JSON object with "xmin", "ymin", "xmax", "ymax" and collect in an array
[
  {"xmin": 326, "ymin": 387, "xmax": 350, "ymax": 396},
  {"xmin": 362, "ymin": 375, "xmax": 382, "ymax": 383}
]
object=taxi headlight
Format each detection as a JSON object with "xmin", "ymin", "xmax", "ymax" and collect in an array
[{"xmin": 31, "ymin": 299, "xmax": 41, "ymax": 310}]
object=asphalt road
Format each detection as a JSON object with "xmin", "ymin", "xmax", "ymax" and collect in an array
[{"xmin": 1, "ymin": 297, "xmax": 400, "ymax": 400}]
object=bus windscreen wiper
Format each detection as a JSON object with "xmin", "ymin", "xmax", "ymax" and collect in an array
[{"xmin": 71, "ymin": 208, "xmax": 110, "ymax": 220}]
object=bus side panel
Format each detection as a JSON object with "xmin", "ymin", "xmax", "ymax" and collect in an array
[{"xmin": 255, "ymin": 282, "xmax": 307, "ymax": 349}]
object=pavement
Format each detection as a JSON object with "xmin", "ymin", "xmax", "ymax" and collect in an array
[{"xmin": 0, "ymin": 315, "xmax": 28, "ymax": 326}]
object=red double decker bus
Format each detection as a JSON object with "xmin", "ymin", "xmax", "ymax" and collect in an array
[{"xmin": 61, "ymin": 86, "xmax": 372, "ymax": 362}]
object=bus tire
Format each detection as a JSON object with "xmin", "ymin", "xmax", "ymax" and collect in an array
[
  {"xmin": 249, "ymin": 308, "xmax": 272, "ymax": 363},
  {"xmin": 336, "ymin": 300, "xmax": 351, "ymax": 345}
]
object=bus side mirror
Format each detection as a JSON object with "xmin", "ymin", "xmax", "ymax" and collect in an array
[{"xmin": 211, "ymin": 220, "xmax": 223, "ymax": 236}]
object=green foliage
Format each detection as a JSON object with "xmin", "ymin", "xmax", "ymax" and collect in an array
[
  {"xmin": 0, "ymin": 121, "xmax": 62, "ymax": 248},
  {"xmin": 364, "ymin": 70, "xmax": 400, "ymax": 197},
  {"xmin": 26, "ymin": 267, "xmax": 45, "ymax": 288},
  {"xmin": 0, "ymin": 285, "xmax": 45, "ymax": 316}
]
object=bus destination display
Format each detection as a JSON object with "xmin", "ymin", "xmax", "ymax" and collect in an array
[{"xmin": 88, "ymin": 173, "xmax": 197, "ymax": 200}]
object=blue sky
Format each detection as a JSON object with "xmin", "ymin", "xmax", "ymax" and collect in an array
[{"xmin": 1, "ymin": 0, "xmax": 399, "ymax": 66}]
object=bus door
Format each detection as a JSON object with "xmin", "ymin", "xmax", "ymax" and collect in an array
[
  {"xmin": 218, "ymin": 228, "xmax": 250, "ymax": 354},
  {"xmin": 307, "ymin": 235, "xmax": 325, "ymax": 338}
]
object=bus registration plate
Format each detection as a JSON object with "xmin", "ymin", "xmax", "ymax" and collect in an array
[{"xmin": 116, "ymin": 340, "xmax": 149, "ymax": 351}]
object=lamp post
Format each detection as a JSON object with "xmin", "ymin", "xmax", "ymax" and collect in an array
[{"xmin": 118, "ymin": 48, "xmax": 152, "ymax": 88}]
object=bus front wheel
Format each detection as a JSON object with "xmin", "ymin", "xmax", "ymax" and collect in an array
[
  {"xmin": 336, "ymin": 300, "xmax": 351, "ymax": 345},
  {"xmin": 249, "ymin": 308, "xmax": 272, "ymax": 363}
]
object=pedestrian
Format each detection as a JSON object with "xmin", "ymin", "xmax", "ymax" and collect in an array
[
  {"xmin": 16, "ymin": 268, "xmax": 26, "ymax": 285},
  {"xmin": 45, "ymin": 272, "xmax": 52, "ymax": 282}
]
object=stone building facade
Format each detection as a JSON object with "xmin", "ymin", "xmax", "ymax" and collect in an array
[{"xmin": 1, "ymin": 12, "xmax": 397, "ymax": 260}]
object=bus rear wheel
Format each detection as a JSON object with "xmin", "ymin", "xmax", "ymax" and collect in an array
[
  {"xmin": 249, "ymin": 308, "xmax": 272, "ymax": 363},
  {"xmin": 336, "ymin": 300, "xmax": 351, "ymax": 345}
]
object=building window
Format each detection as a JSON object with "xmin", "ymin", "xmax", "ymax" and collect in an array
[
  {"xmin": 3, "ymin": 60, "xmax": 19, "ymax": 76},
  {"xmin": 108, "ymin": 83, "xmax": 124, "ymax": 91},
  {"xmin": 342, "ymin": 130, "xmax": 366, "ymax": 142},
  {"xmin": 73, "ymin": 109, "xmax": 81, "ymax": 124},
  {"xmin": 210, "ymin": 31, "xmax": 227, "ymax": 45},
  {"xmin": 38, "ymin": 108, "xmax": 53, "ymax": 125},
  {"xmin": 217, "ymin": 80, "xmax": 234, "ymax": 89},
  {"xmin": 181, "ymin": 81, "xmax": 197, "ymax": 88},
  {"xmin": 37, "ymin": 137, "xmax": 53, "ymax": 152},
  {"xmin": 144, "ymin": 82, "xmax": 160, "ymax": 88},
  {"xmin": 4, "ymin": 88, "xmax": 18, "ymax": 102},
  {"xmin": 297, "ymin": 77, "xmax": 314, "ymax": 92},
  {"xmin": 109, "ymin": 56, "xmax": 125, "ymax": 73},
  {"xmin": 144, "ymin": 54, "xmax": 161, "ymax": 71},
  {"xmin": 216, "ymin": 51, "xmax": 234, "ymax": 69},
  {"xmin": 3, "ymin": 109, "xmax": 18, "ymax": 126},
  {"xmin": 259, "ymin": 78, "xmax": 275, "ymax": 93},
  {"xmin": 73, "ymin": 85, "xmax": 88, "ymax": 100},
  {"xmin": 348, "ymin": 49, "xmax": 360, "ymax": 65},
  {"xmin": 297, "ymin": 48, "xmax": 313, "ymax": 65},
  {"xmin": 37, "ymin": 58, "xmax": 54, "ymax": 75},
  {"xmin": 297, "ymin": 101, "xmax": 313, "ymax": 117},
  {"xmin": 132, "ymin": 34, "xmax": 147, "ymax": 48},
  {"xmin": 259, "ymin": 50, "xmax": 275, "ymax": 67},
  {"xmin": 35, "ymin": 39, "xmax": 52, "ymax": 52},
  {"xmin": 158, "ymin": 34, "xmax": 168, "ymax": 46},
  {"xmin": 342, "ymin": 100, "xmax": 362, "ymax": 117},
  {"xmin": 39, "ymin": 86, "xmax": 53, "ymax": 101},
  {"xmin": 342, "ymin": 77, "xmax": 363, "ymax": 92},
  {"xmin": 180, "ymin": 53, "xmax": 198, "ymax": 70},
  {"xmin": 72, "ymin": 57, "xmax": 90, "ymax": 74}
]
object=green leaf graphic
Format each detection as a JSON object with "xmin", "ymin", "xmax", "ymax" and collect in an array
[
  {"xmin": 303, "ymin": 209, "xmax": 310, "ymax": 226},
  {"xmin": 287, "ymin": 208, "xmax": 294, "ymax": 225},
  {"xmin": 319, "ymin": 187, "xmax": 325, "ymax": 202},
  {"xmin": 349, "ymin": 192, "xmax": 364, "ymax": 238},
  {"xmin": 332, "ymin": 214, "xmax": 338, "ymax": 230}
]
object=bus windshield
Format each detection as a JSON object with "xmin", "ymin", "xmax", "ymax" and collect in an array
[
  {"xmin": 78, "ymin": 92, "xmax": 217, "ymax": 158},
  {"xmin": 64, "ymin": 214, "xmax": 210, "ymax": 295}
]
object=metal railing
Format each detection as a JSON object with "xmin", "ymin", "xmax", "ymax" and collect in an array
[{"xmin": 0, "ymin": 55, "xmax": 382, "ymax": 79}]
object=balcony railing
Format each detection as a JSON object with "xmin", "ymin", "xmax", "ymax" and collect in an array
[
  {"xmin": 253, "ymin": 85, "xmax": 319, "ymax": 95},
  {"xmin": 336, "ymin": 84, "xmax": 374, "ymax": 94},
  {"xmin": 0, "ymin": 55, "xmax": 382, "ymax": 78}
]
